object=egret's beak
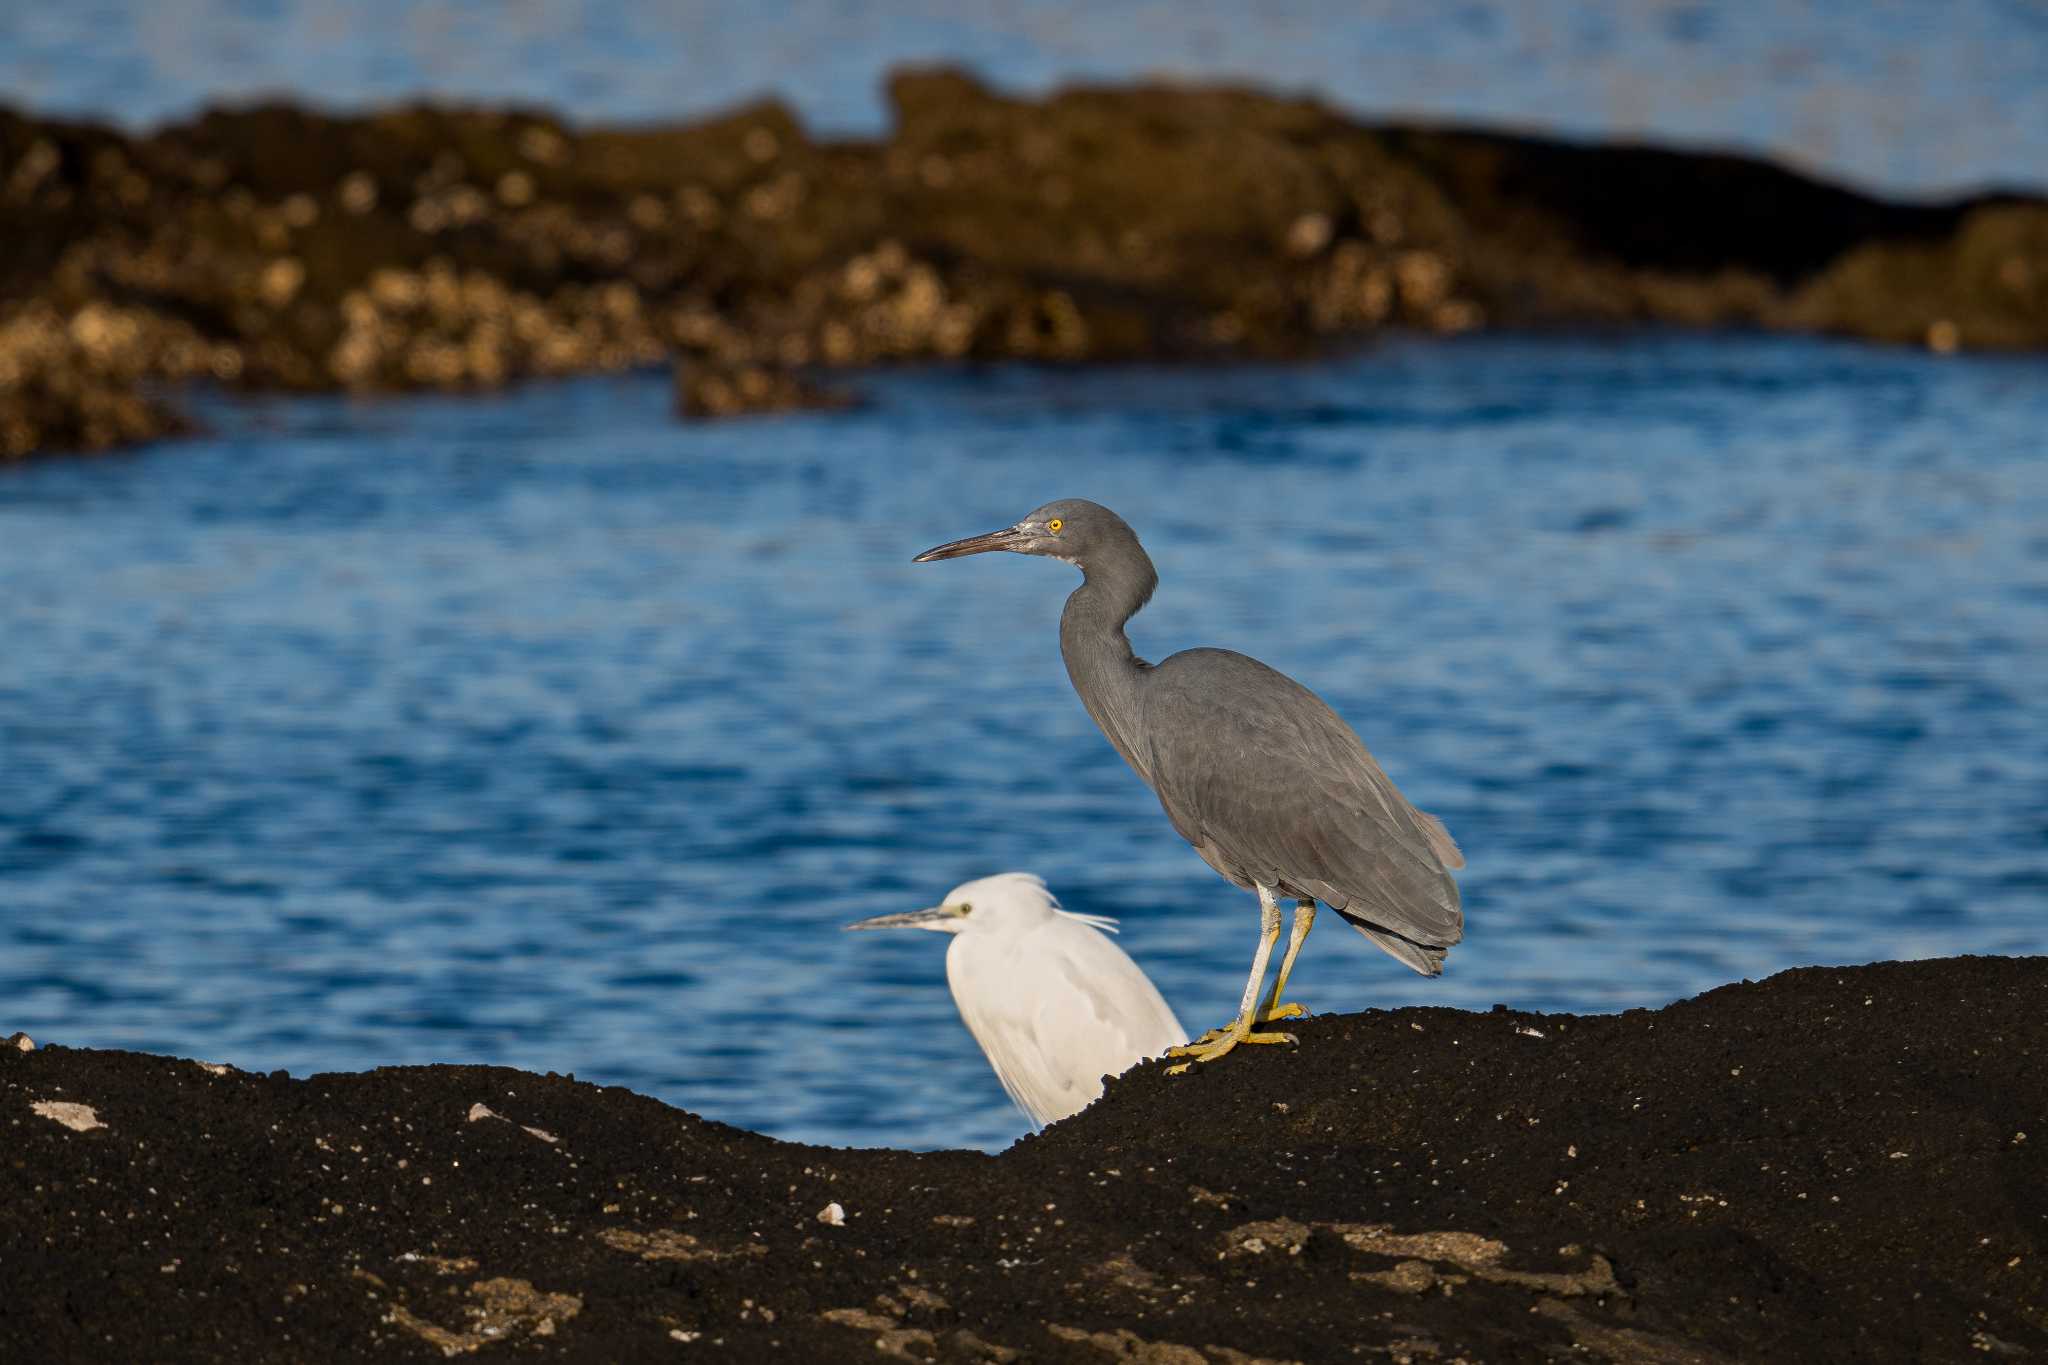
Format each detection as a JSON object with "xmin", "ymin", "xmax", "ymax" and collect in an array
[
  {"xmin": 913, "ymin": 526, "xmax": 1030, "ymax": 562},
  {"xmin": 844, "ymin": 905, "xmax": 963, "ymax": 931}
]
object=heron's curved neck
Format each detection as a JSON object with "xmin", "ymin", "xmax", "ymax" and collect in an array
[{"xmin": 1060, "ymin": 544, "xmax": 1157, "ymax": 772}]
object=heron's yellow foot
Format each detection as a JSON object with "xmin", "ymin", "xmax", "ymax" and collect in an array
[
  {"xmin": 1192, "ymin": 1000, "xmax": 1307, "ymax": 1043},
  {"xmin": 1164, "ymin": 1014, "xmax": 1298, "ymax": 1073}
]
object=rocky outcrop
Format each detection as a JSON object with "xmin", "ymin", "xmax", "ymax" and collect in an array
[
  {"xmin": 2, "ymin": 72, "xmax": 2042, "ymax": 458},
  {"xmin": 4, "ymin": 955, "xmax": 2042, "ymax": 1360}
]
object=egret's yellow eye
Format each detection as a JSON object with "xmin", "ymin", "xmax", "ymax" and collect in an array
[
  {"xmin": 957, "ymin": 903, "xmax": 973, "ymax": 914},
  {"xmin": 1047, "ymin": 518, "xmax": 1063, "ymax": 534}
]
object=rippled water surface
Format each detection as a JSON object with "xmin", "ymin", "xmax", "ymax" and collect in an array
[{"xmin": 3, "ymin": 334, "xmax": 2046, "ymax": 1149}]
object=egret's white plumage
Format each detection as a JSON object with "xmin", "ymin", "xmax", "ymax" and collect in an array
[{"xmin": 846, "ymin": 873, "xmax": 1187, "ymax": 1129}]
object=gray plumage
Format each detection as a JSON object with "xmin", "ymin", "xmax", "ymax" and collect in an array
[{"xmin": 915, "ymin": 498, "xmax": 1463, "ymax": 979}]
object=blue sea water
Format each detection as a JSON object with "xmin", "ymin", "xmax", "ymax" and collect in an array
[{"xmin": 2, "ymin": 334, "xmax": 2044, "ymax": 1150}]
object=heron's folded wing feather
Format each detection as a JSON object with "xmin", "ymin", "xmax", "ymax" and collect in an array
[
  {"xmin": 1413, "ymin": 809, "xmax": 1465, "ymax": 870},
  {"xmin": 1141, "ymin": 649, "xmax": 1462, "ymax": 948}
]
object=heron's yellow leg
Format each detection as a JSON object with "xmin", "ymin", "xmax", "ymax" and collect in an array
[
  {"xmin": 1168, "ymin": 888, "xmax": 1298, "ymax": 1071},
  {"xmin": 1257, "ymin": 900, "xmax": 1317, "ymax": 1023},
  {"xmin": 1190, "ymin": 897, "xmax": 1315, "ymax": 1044}
]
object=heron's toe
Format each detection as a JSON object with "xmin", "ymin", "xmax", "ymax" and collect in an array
[
  {"xmin": 1164, "ymin": 1017, "xmax": 1298, "ymax": 1072},
  {"xmin": 1240, "ymin": 1028, "xmax": 1298, "ymax": 1046},
  {"xmin": 1183, "ymin": 1016, "xmax": 1241, "ymax": 1046},
  {"xmin": 1194, "ymin": 1003, "xmax": 1304, "ymax": 1041}
]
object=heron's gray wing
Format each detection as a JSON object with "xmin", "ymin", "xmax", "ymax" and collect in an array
[{"xmin": 1139, "ymin": 649, "xmax": 1462, "ymax": 964}]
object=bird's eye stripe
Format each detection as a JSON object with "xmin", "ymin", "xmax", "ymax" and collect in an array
[{"xmin": 1047, "ymin": 518, "xmax": 1063, "ymax": 533}]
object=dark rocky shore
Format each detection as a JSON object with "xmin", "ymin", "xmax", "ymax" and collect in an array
[
  {"xmin": 5, "ymin": 955, "xmax": 2042, "ymax": 1362},
  {"xmin": 3, "ymin": 68, "xmax": 2045, "ymax": 459}
]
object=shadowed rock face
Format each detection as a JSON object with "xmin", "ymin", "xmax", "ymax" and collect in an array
[
  {"xmin": 2, "ymin": 69, "xmax": 2043, "ymax": 458},
  {"xmin": 3, "ymin": 955, "xmax": 2043, "ymax": 1360}
]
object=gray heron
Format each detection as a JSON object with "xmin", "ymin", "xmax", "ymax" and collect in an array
[
  {"xmin": 845, "ymin": 873, "xmax": 1187, "ymax": 1127},
  {"xmin": 914, "ymin": 500, "xmax": 1463, "ymax": 1070}
]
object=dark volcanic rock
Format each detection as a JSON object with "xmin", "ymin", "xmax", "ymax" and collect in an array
[
  {"xmin": 2, "ymin": 70, "xmax": 2044, "ymax": 460},
  {"xmin": 4, "ymin": 955, "xmax": 2043, "ymax": 1361},
  {"xmin": 1786, "ymin": 203, "xmax": 2048, "ymax": 351}
]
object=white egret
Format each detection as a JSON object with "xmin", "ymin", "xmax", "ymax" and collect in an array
[{"xmin": 846, "ymin": 873, "xmax": 1187, "ymax": 1129}]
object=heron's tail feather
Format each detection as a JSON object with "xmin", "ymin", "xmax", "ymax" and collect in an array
[{"xmin": 1337, "ymin": 911, "xmax": 1451, "ymax": 976}]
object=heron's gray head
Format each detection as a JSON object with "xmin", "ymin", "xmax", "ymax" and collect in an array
[
  {"xmin": 912, "ymin": 499, "xmax": 1136, "ymax": 568},
  {"xmin": 843, "ymin": 872, "xmax": 1064, "ymax": 937}
]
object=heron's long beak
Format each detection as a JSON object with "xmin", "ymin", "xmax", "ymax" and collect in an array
[
  {"xmin": 913, "ymin": 526, "xmax": 1030, "ymax": 562},
  {"xmin": 844, "ymin": 905, "xmax": 962, "ymax": 931}
]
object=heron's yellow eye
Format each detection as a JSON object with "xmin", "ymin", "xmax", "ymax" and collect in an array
[
  {"xmin": 957, "ymin": 903, "xmax": 973, "ymax": 914},
  {"xmin": 1047, "ymin": 518, "xmax": 1063, "ymax": 534}
]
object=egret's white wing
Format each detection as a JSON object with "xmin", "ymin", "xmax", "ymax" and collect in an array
[{"xmin": 947, "ymin": 917, "xmax": 1187, "ymax": 1129}]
